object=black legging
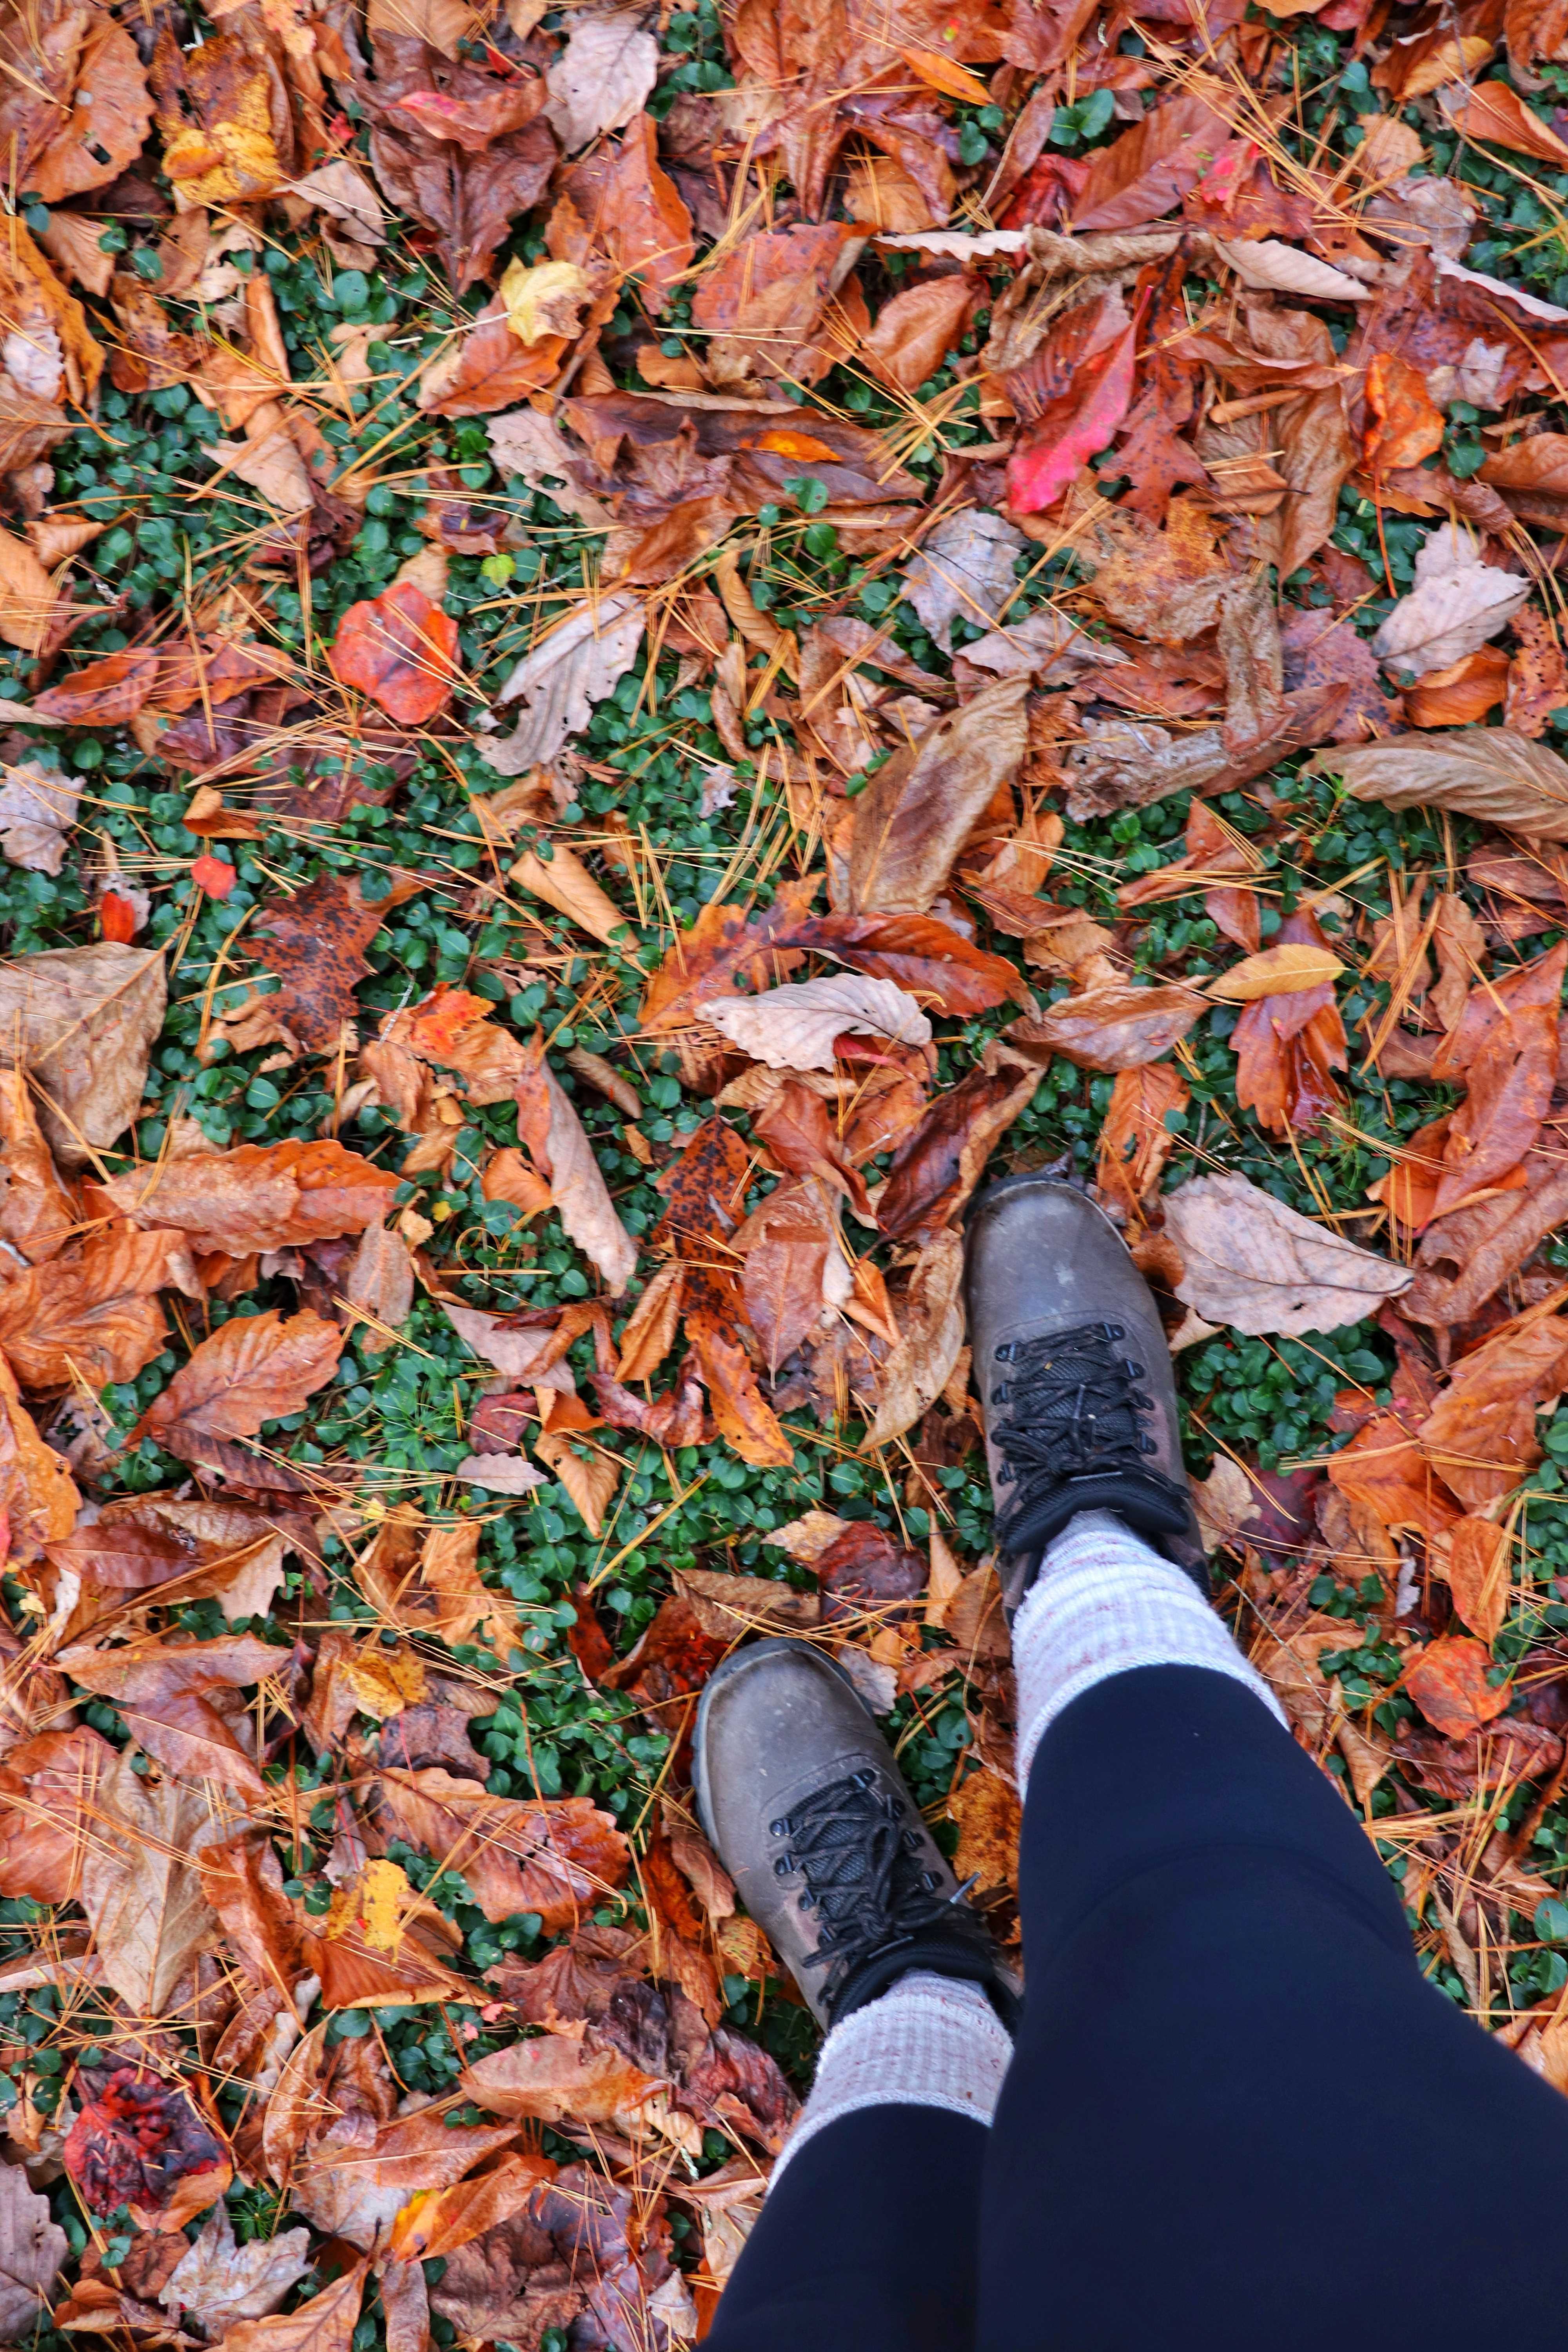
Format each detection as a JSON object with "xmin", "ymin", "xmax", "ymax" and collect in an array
[{"xmin": 705, "ymin": 1665, "xmax": 1568, "ymax": 2350}]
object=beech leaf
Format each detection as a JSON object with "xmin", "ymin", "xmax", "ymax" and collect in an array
[{"xmin": 1162, "ymin": 1173, "xmax": 1415, "ymax": 1335}]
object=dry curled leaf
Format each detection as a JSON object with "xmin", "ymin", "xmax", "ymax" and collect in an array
[{"xmin": 1162, "ymin": 1172, "xmax": 1414, "ymax": 1335}]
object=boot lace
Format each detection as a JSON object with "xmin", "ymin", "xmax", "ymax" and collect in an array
[
  {"xmin": 769, "ymin": 1769, "xmax": 962, "ymax": 2013},
  {"xmin": 991, "ymin": 1319, "xmax": 1162, "ymax": 1541}
]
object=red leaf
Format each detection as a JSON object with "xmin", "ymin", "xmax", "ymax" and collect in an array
[
  {"xmin": 64, "ymin": 2062, "xmax": 227, "ymax": 2225},
  {"xmin": 329, "ymin": 581, "xmax": 460, "ymax": 724},
  {"xmin": 1005, "ymin": 299, "xmax": 1138, "ymax": 514},
  {"xmin": 191, "ymin": 854, "xmax": 236, "ymax": 899},
  {"xmin": 99, "ymin": 891, "xmax": 140, "ymax": 943}
]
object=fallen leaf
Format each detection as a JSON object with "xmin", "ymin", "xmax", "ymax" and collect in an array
[
  {"xmin": 1209, "ymin": 941, "xmax": 1344, "ymax": 1000},
  {"xmin": 1162, "ymin": 1172, "xmax": 1415, "ymax": 1334},
  {"xmin": 65, "ymin": 2061, "xmax": 227, "ymax": 2228},
  {"xmin": 877, "ymin": 1048, "xmax": 1042, "ymax": 1238},
  {"xmin": 134, "ymin": 1308, "xmax": 345, "ymax": 1477},
  {"xmin": 1094, "ymin": 1060, "xmax": 1188, "ymax": 1219},
  {"xmin": 1404, "ymin": 1635, "xmax": 1512, "ymax": 1739},
  {"xmin": 461, "ymin": 2032, "xmax": 659, "ymax": 2124},
  {"xmin": 1436, "ymin": 1515, "xmax": 1512, "ymax": 1644},
  {"xmin": 0, "ymin": 942, "xmax": 164, "ymax": 1168},
  {"xmin": 1363, "ymin": 350, "xmax": 1446, "ymax": 472},
  {"xmin": 0, "ymin": 1225, "xmax": 201, "ymax": 1392},
  {"xmin": 904, "ymin": 510, "xmax": 1026, "ymax": 648},
  {"xmin": 1004, "ymin": 290, "xmax": 1137, "ymax": 514},
  {"xmin": 544, "ymin": 11, "xmax": 657, "ymax": 151},
  {"xmin": 703, "ymin": 973, "xmax": 931, "ymax": 1070},
  {"xmin": 0, "ymin": 762, "xmax": 78, "ymax": 875},
  {"xmin": 1317, "ymin": 727, "xmax": 1568, "ymax": 838},
  {"xmin": 864, "ymin": 1229, "xmax": 964, "ymax": 1446},
  {"xmin": 1371, "ymin": 523, "xmax": 1530, "ymax": 679},
  {"xmin": 1071, "ymin": 89, "xmax": 1230, "ymax": 230},
  {"xmin": 848, "ymin": 677, "xmax": 1029, "ymax": 912},
  {"xmin": 244, "ymin": 872, "xmax": 399, "ymax": 1054},
  {"xmin": 78, "ymin": 1749, "xmax": 227, "ymax": 2014},
  {"xmin": 370, "ymin": 1768, "xmax": 630, "ymax": 1929},
  {"xmin": 98, "ymin": 1138, "xmax": 399, "ymax": 1255},
  {"xmin": 0, "ymin": 2162, "xmax": 66, "ymax": 2339},
  {"xmin": 219, "ymin": 2260, "xmax": 369, "ymax": 2352},
  {"xmin": 1006, "ymin": 978, "xmax": 1205, "ymax": 1070},
  {"xmin": 489, "ymin": 592, "xmax": 644, "ymax": 772},
  {"xmin": 948, "ymin": 1766, "xmax": 1020, "ymax": 1896},
  {"xmin": 330, "ymin": 582, "xmax": 460, "ymax": 723}
]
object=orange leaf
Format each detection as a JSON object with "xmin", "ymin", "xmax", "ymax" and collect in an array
[
  {"xmin": 329, "ymin": 581, "xmax": 459, "ymax": 724},
  {"xmin": 1403, "ymin": 1635, "xmax": 1512, "ymax": 1738},
  {"xmin": 191, "ymin": 854, "xmax": 237, "ymax": 898},
  {"xmin": 99, "ymin": 891, "xmax": 139, "ymax": 943},
  {"xmin": 1440, "ymin": 1516, "xmax": 1511, "ymax": 1644},
  {"xmin": 1364, "ymin": 351, "xmax": 1445, "ymax": 473}
]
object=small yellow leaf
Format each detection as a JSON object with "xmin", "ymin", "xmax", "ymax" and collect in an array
[
  {"xmin": 359, "ymin": 1858, "xmax": 411, "ymax": 1953},
  {"xmin": 342, "ymin": 1641, "xmax": 426, "ymax": 1720},
  {"xmin": 1207, "ymin": 943, "xmax": 1344, "ymax": 1001},
  {"xmin": 498, "ymin": 256, "xmax": 591, "ymax": 347}
]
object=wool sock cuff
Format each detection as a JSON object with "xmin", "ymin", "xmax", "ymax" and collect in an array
[
  {"xmin": 770, "ymin": 1973, "xmax": 1012, "ymax": 2185},
  {"xmin": 1014, "ymin": 1507, "xmax": 1284, "ymax": 1786}
]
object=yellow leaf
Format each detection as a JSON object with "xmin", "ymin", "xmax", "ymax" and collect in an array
[
  {"xmin": 499, "ymin": 257, "xmax": 591, "ymax": 347},
  {"xmin": 358, "ymin": 1858, "xmax": 410, "ymax": 1954},
  {"xmin": 1207, "ymin": 942, "xmax": 1344, "ymax": 1001},
  {"xmin": 342, "ymin": 1642, "xmax": 426, "ymax": 1720}
]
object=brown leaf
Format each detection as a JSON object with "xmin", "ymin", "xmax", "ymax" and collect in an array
[
  {"xmin": 0, "ymin": 1349, "xmax": 78, "ymax": 1561},
  {"xmin": 1506, "ymin": 604, "xmax": 1568, "ymax": 736},
  {"xmin": 220, "ymin": 2260, "xmax": 370, "ymax": 2352},
  {"xmin": 77, "ymin": 1748, "xmax": 229, "ymax": 2013},
  {"xmin": 1432, "ymin": 1004, "xmax": 1557, "ymax": 1217},
  {"xmin": 560, "ymin": 114, "xmax": 692, "ymax": 316},
  {"xmin": 58, "ymin": 1630, "xmax": 291, "ymax": 1798},
  {"xmin": 387, "ymin": 2153, "xmax": 559, "ymax": 2263},
  {"xmin": 196, "ymin": 1830, "xmax": 307, "ymax": 1993},
  {"xmin": 862, "ymin": 273, "xmax": 975, "ymax": 392},
  {"xmin": 0, "ymin": 2161, "xmax": 66, "ymax": 2339},
  {"xmin": 775, "ymin": 912, "xmax": 1027, "ymax": 1016},
  {"xmin": 1094, "ymin": 1061, "xmax": 1188, "ymax": 1220},
  {"xmin": 691, "ymin": 223, "xmax": 863, "ymax": 387},
  {"xmin": 949, "ymin": 1766, "xmax": 1020, "ymax": 1897},
  {"xmin": 0, "ymin": 1726, "xmax": 111, "ymax": 1903},
  {"xmin": 640, "ymin": 881, "xmax": 815, "ymax": 1031},
  {"xmin": 159, "ymin": 2205, "xmax": 313, "ymax": 2333},
  {"xmin": 1006, "ymin": 978, "xmax": 1204, "ymax": 1071},
  {"xmin": 1437, "ymin": 1516, "xmax": 1512, "ymax": 1644},
  {"xmin": 1162, "ymin": 1172, "xmax": 1414, "ymax": 1335},
  {"xmin": 1317, "ymin": 726, "xmax": 1568, "ymax": 840},
  {"xmin": 864, "ymin": 1229, "xmax": 965, "ymax": 1448},
  {"xmin": 361, "ymin": 41, "xmax": 555, "ymax": 294},
  {"xmin": 1071, "ymin": 90, "xmax": 1231, "ymax": 231},
  {"xmin": 1327, "ymin": 1409, "xmax": 1462, "ymax": 1539},
  {"xmin": 246, "ymin": 873, "xmax": 399, "ymax": 1054},
  {"xmin": 370, "ymin": 1767, "xmax": 629, "ymax": 1929},
  {"xmin": 706, "ymin": 973, "xmax": 930, "ymax": 1071},
  {"xmin": 848, "ymin": 678, "xmax": 1028, "ymax": 913},
  {"xmin": 135, "ymin": 1308, "xmax": 342, "ymax": 1478},
  {"xmin": 687, "ymin": 1275, "xmax": 795, "ymax": 1468},
  {"xmin": 876, "ymin": 1047, "xmax": 1042, "ymax": 1238},
  {"xmin": 0, "ymin": 942, "xmax": 164, "ymax": 1168},
  {"xmin": 1404, "ymin": 1635, "xmax": 1512, "ymax": 1739},
  {"xmin": 0, "ymin": 1225, "xmax": 200, "ymax": 1392},
  {"xmin": 815, "ymin": 1521, "xmax": 927, "ymax": 1624},
  {"xmin": 1417, "ymin": 1312, "xmax": 1568, "ymax": 1508},
  {"xmin": 612, "ymin": 1262, "xmax": 684, "ymax": 1381},
  {"xmin": 0, "ymin": 1063, "xmax": 77, "ymax": 1264}
]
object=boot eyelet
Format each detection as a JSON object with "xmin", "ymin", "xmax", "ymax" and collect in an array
[
  {"xmin": 769, "ymin": 1818, "xmax": 788, "ymax": 1837},
  {"xmin": 994, "ymin": 1343, "xmax": 1013, "ymax": 1361},
  {"xmin": 991, "ymin": 1385, "xmax": 1009, "ymax": 1405},
  {"xmin": 921, "ymin": 1871, "xmax": 938, "ymax": 1891}
]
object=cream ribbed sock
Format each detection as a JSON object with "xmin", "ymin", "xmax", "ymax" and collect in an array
[
  {"xmin": 771, "ymin": 1973, "xmax": 1013, "ymax": 2181},
  {"xmin": 1013, "ymin": 1507, "xmax": 1283, "ymax": 1786}
]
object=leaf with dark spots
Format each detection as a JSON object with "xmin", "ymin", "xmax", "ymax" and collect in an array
[
  {"xmin": 650, "ymin": 1117, "xmax": 753, "ymax": 1258},
  {"xmin": 247, "ymin": 873, "xmax": 403, "ymax": 1054},
  {"xmin": 65, "ymin": 2062, "xmax": 227, "ymax": 2227}
]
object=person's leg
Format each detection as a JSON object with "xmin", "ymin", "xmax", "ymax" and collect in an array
[
  {"xmin": 979, "ymin": 1509, "xmax": 1568, "ymax": 2351},
  {"xmin": 692, "ymin": 1641, "xmax": 1018, "ymax": 2352},
  {"xmin": 959, "ymin": 1174, "xmax": 1568, "ymax": 2350},
  {"xmin": 702, "ymin": 1976, "xmax": 1007, "ymax": 2352}
]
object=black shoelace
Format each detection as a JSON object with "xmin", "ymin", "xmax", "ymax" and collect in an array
[
  {"xmin": 991, "ymin": 1319, "xmax": 1161, "ymax": 1538},
  {"xmin": 769, "ymin": 1768, "xmax": 965, "ymax": 2013}
]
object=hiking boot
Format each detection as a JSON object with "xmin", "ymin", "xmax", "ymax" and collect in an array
[
  {"xmin": 693, "ymin": 1637, "xmax": 1017, "ymax": 2031},
  {"xmin": 964, "ymin": 1169, "xmax": 1205, "ymax": 1616}
]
